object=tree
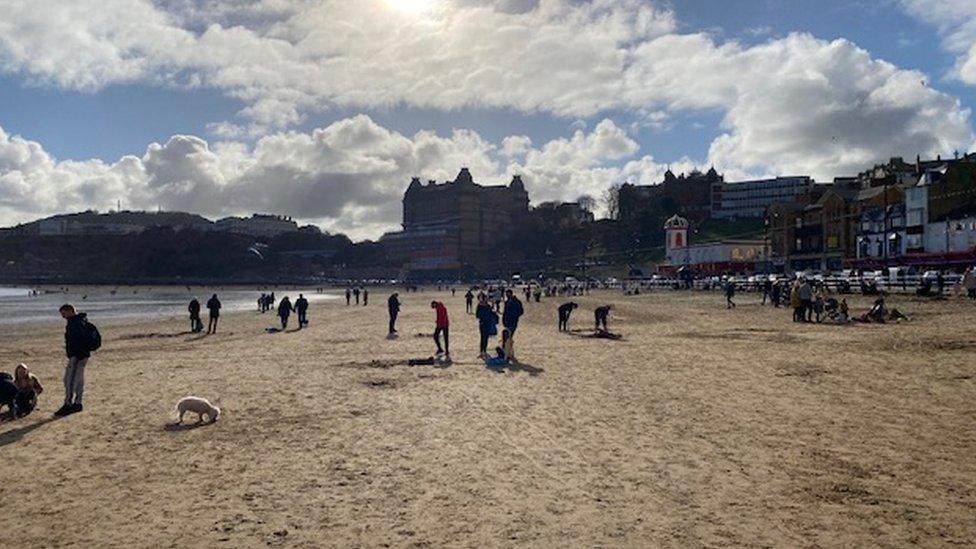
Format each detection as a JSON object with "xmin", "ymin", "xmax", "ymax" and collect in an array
[
  {"xmin": 577, "ymin": 195, "xmax": 597, "ymax": 214},
  {"xmin": 603, "ymin": 183, "xmax": 622, "ymax": 220}
]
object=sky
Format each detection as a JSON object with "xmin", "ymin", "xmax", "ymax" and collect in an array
[{"xmin": 1, "ymin": 0, "xmax": 975, "ymax": 240}]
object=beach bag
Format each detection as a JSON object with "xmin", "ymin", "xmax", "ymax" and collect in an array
[{"xmin": 86, "ymin": 320, "xmax": 102, "ymax": 352}]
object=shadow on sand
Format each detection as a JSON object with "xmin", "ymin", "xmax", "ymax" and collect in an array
[
  {"xmin": 487, "ymin": 361, "xmax": 545, "ymax": 376},
  {"xmin": 0, "ymin": 416, "xmax": 59, "ymax": 447},
  {"xmin": 164, "ymin": 421, "xmax": 217, "ymax": 432}
]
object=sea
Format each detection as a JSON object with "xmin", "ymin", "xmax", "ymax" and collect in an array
[{"xmin": 0, "ymin": 286, "xmax": 341, "ymax": 326}]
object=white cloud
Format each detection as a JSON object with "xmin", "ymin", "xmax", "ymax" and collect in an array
[
  {"xmin": 0, "ymin": 0, "xmax": 973, "ymax": 228},
  {"xmin": 899, "ymin": 0, "xmax": 976, "ymax": 85},
  {"xmin": 0, "ymin": 116, "xmax": 665, "ymax": 239}
]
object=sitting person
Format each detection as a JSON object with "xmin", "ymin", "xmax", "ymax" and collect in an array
[
  {"xmin": 486, "ymin": 329, "xmax": 515, "ymax": 367},
  {"xmin": 13, "ymin": 363, "xmax": 43, "ymax": 417},
  {"xmin": 0, "ymin": 373, "xmax": 18, "ymax": 419},
  {"xmin": 860, "ymin": 298, "xmax": 888, "ymax": 323}
]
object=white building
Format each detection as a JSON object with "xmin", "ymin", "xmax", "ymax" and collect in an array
[
  {"xmin": 710, "ymin": 176, "xmax": 814, "ymax": 219},
  {"xmin": 905, "ymin": 169, "xmax": 976, "ymax": 255},
  {"xmin": 214, "ymin": 214, "xmax": 299, "ymax": 238},
  {"xmin": 662, "ymin": 214, "xmax": 766, "ymax": 274}
]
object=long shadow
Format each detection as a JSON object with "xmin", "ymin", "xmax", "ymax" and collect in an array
[
  {"xmin": 118, "ymin": 331, "xmax": 195, "ymax": 341},
  {"xmin": 163, "ymin": 421, "xmax": 216, "ymax": 432},
  {"xmin": 487, "ymin": 361, "xmax": 545, "ymax": 377},
  {"xmin": 0, "ymin": 417, "xmax": 58, "ymax": 447}
]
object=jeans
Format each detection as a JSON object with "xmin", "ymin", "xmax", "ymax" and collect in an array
[
  {"xmin": 479, "ymin": 325, "xmax": 490, "ymax": 354},
  {"xmin": 434, "ymin": 326, "xmax": 449, "ymax": 354},
  {"xmin": 63, "ymin": 356, "xmax": 88, "ymax": 406}
]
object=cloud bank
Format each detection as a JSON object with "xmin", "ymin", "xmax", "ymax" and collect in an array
[
  {"xmin": 0, "ymin": 116, "xmax": 671, "ymax": 239},
  {"xmin": 0, "ymin": 0, "xmax": 973, "ymax": 236}
]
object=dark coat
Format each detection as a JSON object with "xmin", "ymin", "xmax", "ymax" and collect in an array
[
  {"xmin": 502, "ymin": 297, "xmax": 524, "ymax": 328},
  {"xmin": 65, "ymin": 313, "xmax": 91, "ymax": 359}
]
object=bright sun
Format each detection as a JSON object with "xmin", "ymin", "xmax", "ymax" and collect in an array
[{"xmin": 385, "ymin": 0, "xmax": 434, "ymax": 15}]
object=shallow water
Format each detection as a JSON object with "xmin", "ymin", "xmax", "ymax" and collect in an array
[{"xmin": 0, "ymin": 286, "xmax": 341, "ymax": 326}]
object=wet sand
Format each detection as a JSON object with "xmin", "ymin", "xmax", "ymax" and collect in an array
[{"xmin": 0, "ymin": 290, "xmax": 973, "ymax": 547}]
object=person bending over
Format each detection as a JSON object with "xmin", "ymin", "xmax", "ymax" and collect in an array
[
  {"xmin": 594, "ymin": 305, "xmax": 612, "ymax": 332},
  {"xmin": 558, "ymin": 302, "xmax": 578, "ymax": 332}
]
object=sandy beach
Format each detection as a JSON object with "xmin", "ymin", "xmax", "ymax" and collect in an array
[{"xmin": 0, "ymin": 289, "xmax": 974, "ymax": 547}]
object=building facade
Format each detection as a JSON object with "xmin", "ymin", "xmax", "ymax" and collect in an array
[
  {"xmin": 618, "ymin": 168, "xmax": 720, "ymax": 223},
  {"xmin": 710, "ymin": 176, "xmax": 814, "ymax": 219},
  {"xmin": 381, "ymin": 168, "xmax": 530, "ymax": 271},
  {"xmin": 661, "ymin": 214, "xmax": 765, "ymax": 274},
  {"xmin": 214, "ymin": 214, "xmax": 299, "ymax": 238}
]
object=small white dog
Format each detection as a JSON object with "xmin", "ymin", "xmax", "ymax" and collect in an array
[{"xmin": 175, "ymin": 396, "xmax": 220, "ymax": 424}]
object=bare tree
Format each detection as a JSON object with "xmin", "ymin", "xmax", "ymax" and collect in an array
[
  {"xmin": 602, "ymin": 183, "xmax": 622, "ymax": 220},
  {"xmin": 576, "ymin": 195, "xmax": 597, "ymax": 213}
]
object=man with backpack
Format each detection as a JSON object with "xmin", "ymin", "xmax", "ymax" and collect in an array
[{"xmin": 55, "ymin": 304, "xmax": 99, "ymax": 417}]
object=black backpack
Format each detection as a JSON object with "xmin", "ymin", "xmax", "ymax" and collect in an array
[{"xmin": 86, "ymin": 320, "xmax": 102, "ymax": 352}]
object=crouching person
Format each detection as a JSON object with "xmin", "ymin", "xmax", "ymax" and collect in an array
[{"xmin": 13, "ymin": 363, "xmax": 43, "ymax": 417}]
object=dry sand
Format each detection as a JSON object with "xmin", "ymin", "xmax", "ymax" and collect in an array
[{"xmin": 0, "ymin": 290, "xmax": 974, "ymax": 547}]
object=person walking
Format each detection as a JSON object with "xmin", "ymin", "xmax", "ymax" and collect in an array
[
  {"xmin": 475, "ymin": 294, "xmax": 497, "ymax": 358},
  {"xmin": 55, "ymin": 304, "xmax": 98, "ymax": 417},
  {"xmin": 431, "ymin": 301, "xmax": 450, "ymax": 358},
  {"xmin": 464, "ymin": 289, "xmax": 474, "ymax": 313},
  {"xmin": 594, "ymin": 305, "xmax": 612, "ymax": 332},
  {"xmin": 388, "ymin": 292, "xmax": 401, "ymax": 335},
  {"xmin": 354, "ymin": 287, "xmax": 360, "ymax": 305},
  {"xmin": 558, "ymin": 302, "xmax": 578, "ymax": 331},
  {"xmin": 725, "ymin": 280, "xmax": 736, "ymax": 309},
  {"xmin": 346, "ymin": 288, "xmax": 351, "ymax": 306},
  {"xmin": 771, "ymin": 280, "xmax": 782, "ymax": 308},
  {"xmin": 363, "ymin": 288, "xmax": 369, "ymax": 306},
  {"xmin": 762, "ymin": 278, "xmax": 772, "ymax": 305},
  {"xmin": 277, "ymin": 296, "xmax": 294, "ymax": 330},
  {"xmin": 799, "ymin": 278, "xmax": 813, "ymax": 322},
  {"xmin": 206, "ymin": 294, "xmax": 222, "ymax": 334},
  {"xmin": 295, "ymin": 294, "xmax": 309, "ymax": 328},
  {"xmin": 502, "ymin": 289, "xmax": 524, "ymax": 335},
  {"xmin": 188, "ymin": 298, "xmax": 203, "ymax": 333}
]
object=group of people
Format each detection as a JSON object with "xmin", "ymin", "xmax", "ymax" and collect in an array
[
  {"xmin": 188, "ymin": 294, "xmax": 222, "ymax": 334},
  {"xmin": 273, "ymin": 295, "xmax": 310, "ymax": 330},
  {"xmin": 345, "ymin": 287, "xmax": 369, "ymax": 306},
  {"xmin": 257, "ymin": 292, "xmax": 276, "ymax": 313}
]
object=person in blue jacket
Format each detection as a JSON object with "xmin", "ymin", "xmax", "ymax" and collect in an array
[{"xmin": 475, "ymin": 294, "xmax": 498, "ymax": 358}]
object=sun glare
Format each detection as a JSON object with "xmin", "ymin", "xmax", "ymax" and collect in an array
[{"xmin": 385, "ymin": 0, "xmax": 434, "ymax": 15}]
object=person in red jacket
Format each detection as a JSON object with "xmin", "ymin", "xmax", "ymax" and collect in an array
[{"xmin": 431, "ymin": 301, "xmax": 450, "ymax": 357}]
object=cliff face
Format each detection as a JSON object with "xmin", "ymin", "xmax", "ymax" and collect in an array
[{"xmin": 0, "ymin": 227, "xmax": 387, "ymax": 284}]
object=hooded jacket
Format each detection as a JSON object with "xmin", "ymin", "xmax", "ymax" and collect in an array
[{"xmin": 65, "ymin": 313, "xmax": 91, "ymax": 359}]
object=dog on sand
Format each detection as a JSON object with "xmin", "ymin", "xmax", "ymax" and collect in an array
[{"xmin": 175, "ymin": 396, "xmax": 220, "ymax": 424}]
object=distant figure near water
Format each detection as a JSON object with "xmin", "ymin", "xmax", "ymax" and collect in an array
[
  {"xmin": 206, "ymin": 294, "xmax": 222, "ymax": 334},
  {"xmin": 278, "ymin": 296, "xmax": 294, "ymax": 330},
  {"xmin": 295, "ymin": 294, "xmax": 309, "ymax": 328},
  {"xmin": 188, "ymin": 298, "xmax": 203, "ymax": 333}
]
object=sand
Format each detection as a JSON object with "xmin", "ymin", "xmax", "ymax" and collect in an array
[{"xmin": 0, "ymin": 290, "xmax": 974, "ymax": 547}]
